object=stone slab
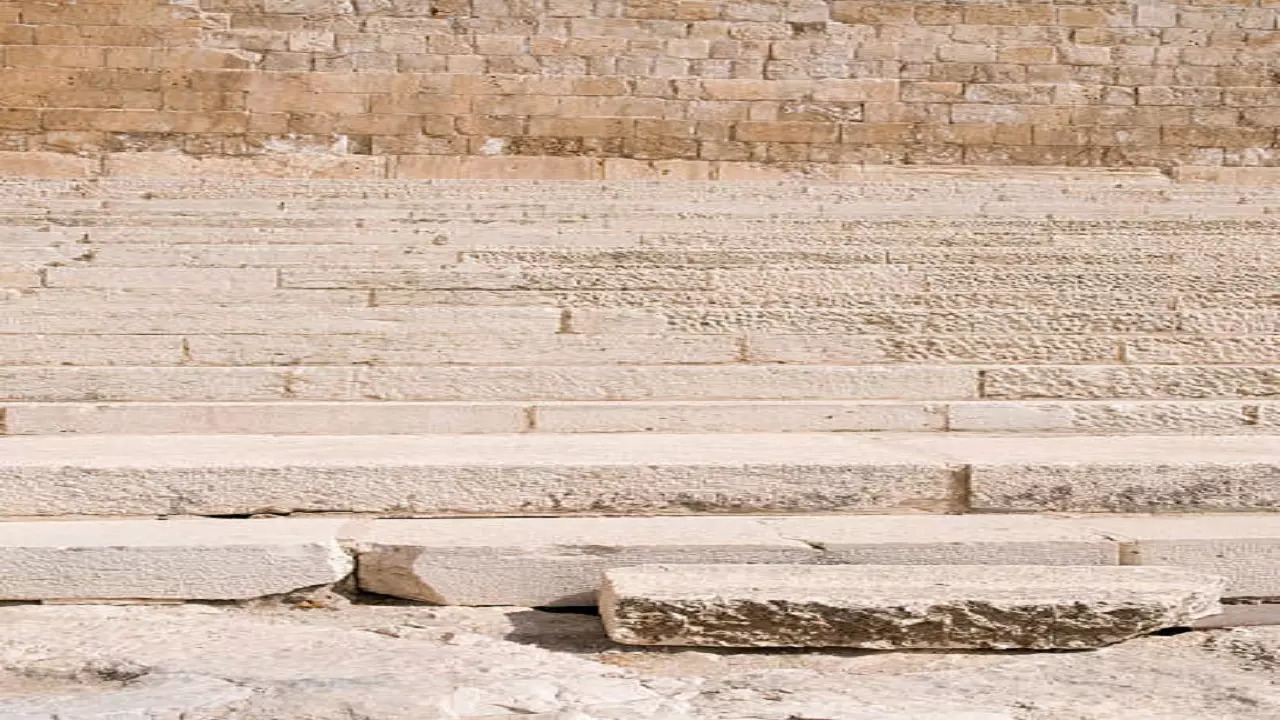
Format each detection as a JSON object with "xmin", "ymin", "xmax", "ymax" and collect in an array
[
  {"xmin": 354, "ymin": 514, "xmax": 1117, "ymax": 606},
  {"xmin": 1079, "ymin": 515, "xmax": 1280, "ymax": 598},
  {"xmin": 353, "ymin": 516, "xmax": 818, "ymax": 606},
  {"xmin": 0, "ymin": 434, "xmax": 955, "ymax": 516},
  {"xmin": 0, "ymin": 519, "xmax": 352, "ymax": 600},
  {"xmin": 1, "ymin": 402, "xmax": 528, "ymax": 435},
  {"xmin": 600, "ymin": 564, "xmax": 1225, "ymax": 649}
]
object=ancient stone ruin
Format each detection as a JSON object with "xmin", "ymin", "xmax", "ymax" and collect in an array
[{"xmin": 0, "ymin": 0, "xmax": 1279, "ymax": 714}]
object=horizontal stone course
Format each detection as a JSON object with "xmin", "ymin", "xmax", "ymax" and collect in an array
[{"xmin": 1, "ymin": 433, "xmax": 1278, "ymax": 516}]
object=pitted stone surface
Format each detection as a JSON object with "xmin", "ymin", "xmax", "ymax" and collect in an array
[
  {"xmin": 600, "ymin": 565, "xmax": 1225, "ymax": 649},
  {"xmin": 0, "ymin": 604, "xmax": 1278, "ymax": 719}
]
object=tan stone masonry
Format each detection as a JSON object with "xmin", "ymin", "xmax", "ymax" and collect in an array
[{"xmin": 0, "ymin": 0, "xmax": 1277, "ymax": 167}]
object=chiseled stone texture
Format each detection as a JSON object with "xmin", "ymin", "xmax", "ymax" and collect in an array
[
  {"xmin": 1081, "ymin": 515, "xmax": 1280, "ymax": 599},
  {"xmin": 601, "ymin": 564, "xmax": 1225, "ymax": 650},
  {"xmin": 0, "ymin": 518, "xmax": 352, "ymax": 600}
]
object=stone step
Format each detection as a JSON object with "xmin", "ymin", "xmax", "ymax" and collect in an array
[
  {"xmin": 0, "ymin": 365, "xmax": 977, "ymax": 402},
  {"xmin": 5, "ymin": 333, "xmax": 1280, "ymax": 367},
  {"xmin": 0, "ymin": 518, "xmax": 353, "ymax": 601},
  {"xmin": 3, "ymin": 365, "xmax": 1278, "ymax": 402},
  {"xmin": 3, "ymin": 400, "xmax": 1277, "ymax": 435},
  {"xmin": 23, "ymin": 245, "xmax": 1275, "ymax": 269},
  {"xmin": 353, "ymin": 514, "xmax": 1280, "ymax": 605},
  {"xmin": 0, "ymin": 514, "xmax": 1274, "ymax": 604},
  {"xmin": 599, "ymin": 564, "xmax": 1224, "ymax": 649},
  {"xmin": 1, "ymin": 433, "xmax": 1278, "ymax": 517}
]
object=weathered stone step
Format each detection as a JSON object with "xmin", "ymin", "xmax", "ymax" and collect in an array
[
  {"xmin": 599, "ymin": 564, "xmax": 1224, "ymax": 649},
  {"xmin": 0, "ymin": 518, "xmax": 352, "ymax": 601},
  {"xmin": 2, "ymin": 514, "xmax": 1275, "ymax": 604},
  {"xmin": 4, "ymin": 400, "xmax": 1277, "ymax": 436},
  {"xmin": 354, "ymin": 514, "xmax": 1280, "ymax": 605},
  {"xmin": 7, "ymin": 333, "xmax": 1280, "ymax": 367},
  {"xmin": 4, "ymin": 365, "xmax": 1278, "ymax": 402},
  {"xmin": 0, "ymin": 365, "xmax": 978, "ymax": 402},
  {"xmin": 1, "ymin": 433, "xmax": 1278, "ymax": 517},
  {"xmin": 0, "ymin": 305, "xmax": 564, "ymax": 334}
]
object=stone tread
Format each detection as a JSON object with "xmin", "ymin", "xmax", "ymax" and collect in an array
[
  {"xmin": 1, "ymin": 514, "xmax": 1278, "ymax": 603},
  {"xmin": 1, "ymin": 433, "xmax": 1279, "ymax": 516}
]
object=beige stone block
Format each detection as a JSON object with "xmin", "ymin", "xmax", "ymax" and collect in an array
[
  {"xmin": 0, "ymin": 519, "xmax": 352, "ymax": 601},
  {"xmin": 103, "ymin": 153, "xmax": 389, "ymax": 179},
  {"xmin": 44, "ymin": 268, "xmax": 278, "ymax": 290},
  {"xmin": 0, "ymin": 151, "xmax": 98, "ymax": 179},
  {"xmin": 354, "ymin": 516, "xmax": 819, "ymax": 606},
  {"xmin": 3, "ymin": 402, "xmax": 527, "ymax": 435},
  {"xmin": 456, "ymin": 156, "xmax": 600, "ymax": 179},
  {"xmin": 0, "ymin": 336, "xmax": 183, "ymax": 366},
  {"xmin": 764, "ymin": 515, "xmax": 1118, "ymax": 565},
  {"xmin": 185, "ymin": 334, "xmax": 740, "ymax": 366},
  {"xmin": 0, "ymin": 434, "xmax": 956, "ymax": 516},
  {"xmin": 349, "ymin": 365, "xmax": 979, "ymax": 401},
  {"xmin": 948, "ymin": 401, "xmax": 1257, "ymax": 434},
  {"xmin": 534, "ymin": 400, "xmax": 944, "ymax": 433},
  {"xmin": 982, "ymin": 367, "xmax": 1280, "ymax": 400},
  {"xmin": 601, "ymin": 564, "xmax": 1223, "ymax": 649},
  {"xmin": 1080, "ymin": 516, "xmax": 1280, "ymax": 598}
]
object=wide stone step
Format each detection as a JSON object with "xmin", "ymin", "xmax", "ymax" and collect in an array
[
  {"xmin": 599, "ymin": 564, "xmax": 1225, "ymax": 649},
  {"xmin": 4, "ymin": 400, "xmax": 1278, "ymax": 435},
  {"xmin": 3, "ymin": 514, "xmax": 1276, "ymax": 604},
  {"xmin": 1, "ymin": 433, "xmax": 1278, "ymax": 517}
]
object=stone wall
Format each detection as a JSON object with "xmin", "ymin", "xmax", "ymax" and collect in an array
[{"xmin": 0, "ymin": 0, "xmax": 1277, "ymax": 167}]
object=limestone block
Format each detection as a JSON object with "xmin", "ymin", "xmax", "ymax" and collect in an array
[
  {"xmin": 44, "ymin": 268, "xmax": 279, "ymax": 290},
  {"xmin": 0, "ymin": 336, "xmax": 184, "ymax": 366},
  {"xmin": 0, "ymin": 519, "xmax": 352, "ymax": 600},
  {"xmin": 1080, "ymin": 516, "xmax": 1280, "ymax": 598},
  {"xmin": 600, "ymin": 565, "xmax": 1224, "ymax": 649},
  {"xmin": 763, "ymin": 515, "xmax": 1117, "ymax": 566},
  {"xmin": 349, "ymin": 366, "xmax": 979, "ymax": 401},
  {"xmin": 0, "ymin": 434, "xmax": 956, "ymax": 516},
  {"xmin": 2, "ymin": 401, "xmax": 527, "ymax": 434},
  {"xmin": 948, "ymin": 401, "xmax": 1258, "ymax": 433},
  {"xmin": 534, "ymin": 400, "xmax": 945, "ymax": 432},
  {"xmin": 0, "ymin": 306, "xmax": 563, "ymax": 334},
  {"xmin": 354, "ymin": 517, "xmax": 819, "ymax": 606},
  {"xmin": 748, "ymin": 334, "xmax": 1120, "ymax": 364},
  {"xmin": 185, "ymin": 334, "xmax": 740, "ymax": 366},
  {"xmin": 981, "ymin": 367, "xmax": 1280, "ymax": 400}
]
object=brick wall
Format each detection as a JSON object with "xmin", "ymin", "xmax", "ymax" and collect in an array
[{"xmin": 0, "ymin": 0, "xmax": 1277, "ymax": 167}]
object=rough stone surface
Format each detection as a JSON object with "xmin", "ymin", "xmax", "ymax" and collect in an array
[
  {"xmin": 0, "ymin": 519, "xmax": 353, "ymax": 600},
  {"xmin": 601, "ymin": 565, "xmax": 1226, "ymax": 650},
  {"xmin": 1, "ymin": 604, "xmax": 1280, "ymax": 718},
  {"xmin": 1083, "ymin": 516, "xmax": 1280, "ymax": 599}
]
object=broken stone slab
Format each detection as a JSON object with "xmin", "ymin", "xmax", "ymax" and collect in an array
[
  {"xmin": 600, "ymin": 564, "xmax": 1225, "ymax": 650},
  {"xmin": 0, "ymin": 518, "xmax": 353, "ymax": 601}
]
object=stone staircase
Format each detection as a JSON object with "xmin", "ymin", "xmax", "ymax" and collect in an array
[{"xmin": 1, "ymin": 171, "xmax": 1279, "ymax": 606}]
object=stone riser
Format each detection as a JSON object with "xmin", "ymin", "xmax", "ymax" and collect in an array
[
  {"xmin": 2, "ymin": 514, "xmax": 1277, "ymax": 605},
  {"xmin": 3, "ymin": 400, "xmax": 1278, "ymax": 436},
  {"xmin": 2, "ymin": 434, "xmax": 1278, "ymax": 517}
]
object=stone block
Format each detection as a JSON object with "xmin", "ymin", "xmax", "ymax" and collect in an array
[
  {"xmin": 354, "ymin": 516, "xmax": 819, "ymax": 606},
  {"xmin": 1080, "ymin": 516, "xmax": 1280, "ymax": 598},
  {"xmin": 0, "ymin": 519, "xmax": 352, "ymax": 600},
  {"xmin": 600, "ymin": 564, "xmax": 1224, "ymax": 649}
]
